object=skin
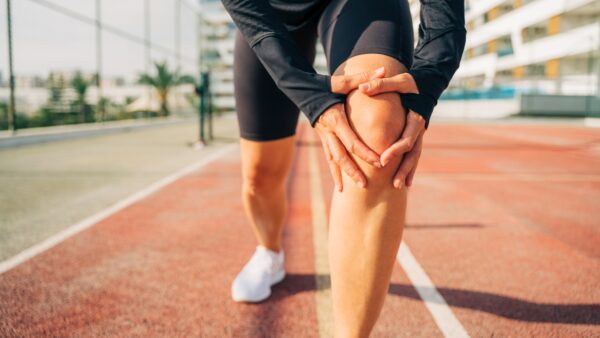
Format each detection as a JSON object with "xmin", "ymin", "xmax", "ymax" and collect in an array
[
  {"xmin": 239, "ymin": 136, "xmax": 296, "ymax": 252},
  {"xmin": 326, "ymin": 53, "xmax": 412, "ymax": 338},
  {"xmin": 327, "ymin": 67, "xmax": 426, "ymax": 190},
  {"xmin": 239, "ymin": 55, "xmax": 426, "ymax": 337}
]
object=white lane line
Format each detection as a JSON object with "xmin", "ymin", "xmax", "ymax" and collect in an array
[
  {"xmin": 418, "ymin": 173, "xmax": 600, "ymax": 182},
  {"xmin": 584, "ymin": 117, "xmax": 600, "ymax": 128},
  {"xmin": 0, "ymin": 143, "xmax": 238, "ymax": 275},
  {"xmin": 307, "ymin": 130, "xmax": 334, "ymax": 338},
  {"xmin": 397, "ymin": 243, "xmax": 470, "ymax": 338}
]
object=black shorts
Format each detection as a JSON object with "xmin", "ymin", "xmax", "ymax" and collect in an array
[{"xmin": 233, "ymin": 0, "xmax": 414, "ymax": 141}]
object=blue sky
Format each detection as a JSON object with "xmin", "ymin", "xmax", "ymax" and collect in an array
[{"xmin": 0, "ymin": 0, "xmax": 201, "ymax": 81}]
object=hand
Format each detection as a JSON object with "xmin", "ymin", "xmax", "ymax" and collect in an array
[
  {"xmin": 358, "ymin": 72, "xmax": 419, "ymax": 95},
  {"xmin": 314, "ymin": 67, "xmax": 388, "ymax": 192},
  {"xmin": 381, "ymin": 110, "xmax": 426, "ymax": 189},
  {"xmin": 331, "ymin": 66, "xmax": 386, "ymax": 94},
  {"xmin": 353, "ymin": 72, "xmax": 426, "ymax": 189},
  {"xmin": 315, "ymin": 103, "xmax": 382, "ymax": 192}
]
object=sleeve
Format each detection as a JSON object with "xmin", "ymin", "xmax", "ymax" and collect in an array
[
  {"xmin": 221, "ymin": 0, "xmax": 346, "ymax": 127},
  {"xmin": 399, "ymin": 0, "xmax": 467, "ymax": 129}
]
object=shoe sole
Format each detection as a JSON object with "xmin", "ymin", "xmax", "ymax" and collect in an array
[{"xmin": 231, "ymin": 270, "xmax": 286, "ymax": 303}]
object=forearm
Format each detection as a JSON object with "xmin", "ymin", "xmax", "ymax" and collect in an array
[
  {"xmin": 221, "ymin": 0, "xmax": 345, "ymax": 126},
  {"xmin": 400, "ymin": 0, "xmax": 467, "ymax": 129}
]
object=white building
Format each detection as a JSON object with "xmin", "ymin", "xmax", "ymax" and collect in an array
[
  {"xmin": 203, "ymin": 0, "xmax": 600, "ymax": 118},
  {"xmin": 411, "ymin": 0, "xmax": 600, "ymax": 97},
  {"xmin": 406, "ymin": 0, "xmax": 600, "ymax": 119},
  {"xmin": 197, "ymin": 0, "xmax": 236, "ymax": 111}
]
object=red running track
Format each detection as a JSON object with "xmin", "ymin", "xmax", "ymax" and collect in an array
[{"xmin": 0, "ymin": 122, "xmax": 599, "ymax": 337}]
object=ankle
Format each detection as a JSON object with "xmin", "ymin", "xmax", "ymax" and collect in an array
[{"xmin": 258, "ymin": 243, "xmax": 282, "ymax": 254}]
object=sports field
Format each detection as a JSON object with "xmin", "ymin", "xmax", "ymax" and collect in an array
[{"xmin": 0, "ymin": 116, "xmax": 599, "ymax": 337}]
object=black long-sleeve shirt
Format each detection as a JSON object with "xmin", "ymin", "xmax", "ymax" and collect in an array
[{"xmin": 221, "ymin": 0, "xmax": 466, "ymax": 129}]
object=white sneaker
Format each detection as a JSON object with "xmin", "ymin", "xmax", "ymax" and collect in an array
[{"xmin": 231, "ymin": 245, "xmax": 285, "ymax": 302}]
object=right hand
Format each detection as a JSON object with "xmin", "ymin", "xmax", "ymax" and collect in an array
[
  {"xmin": 314, "ymin": 67, "xmax": 388, "ymax": 192},
  {"xmin": 315, "ymin": 103, "xmax": 381, "ymax": 192}
]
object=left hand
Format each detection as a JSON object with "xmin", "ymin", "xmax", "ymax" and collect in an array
[
  {"xmin": 337, "ymin": 71, "xmax": 427, "ymax": 189},
  {"xmin": 381, "ymin": 110, "xmax": 426, "ymax": 189}
]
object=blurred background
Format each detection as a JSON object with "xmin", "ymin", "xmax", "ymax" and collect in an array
[
  {"xmin": 1, "ymin": 0, "xmax": 598, "ymax": 132},
  {"xmin": 0, "ymin": 0, "xmax": 202, "ymax": 128},
  {"xmin": 0, "ymin": 0, "xmax": 599, "ymax": 336}
]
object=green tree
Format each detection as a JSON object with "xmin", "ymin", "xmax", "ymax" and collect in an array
[
  {"xmin": 71, "ymin": 71, "xmax": 90, "ymax": 123},
  {"xmin": 47, "ymin": 72, "xmax": 65, "ymax": 104},
  {"xmin": 137, "ymin": 61, "xmax": 195, "ymax": 116}
]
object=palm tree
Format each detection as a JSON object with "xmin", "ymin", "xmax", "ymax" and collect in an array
[
  {"xmin": 137, "ymin": 61, "xmax": 195, "ymax": 116},
  {"xmin": 71, "ymin": 71, "xmax": 90, "ymax": 123}
]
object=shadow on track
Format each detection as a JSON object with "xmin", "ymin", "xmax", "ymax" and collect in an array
[{"xmin": 266, "ymin": 273, "xmax": 600, "ymax": 325}]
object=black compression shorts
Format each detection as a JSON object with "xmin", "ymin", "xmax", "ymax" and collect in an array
[{"xmin": 233, "ymin": 0, "xmax": 414, "ymax": 141}]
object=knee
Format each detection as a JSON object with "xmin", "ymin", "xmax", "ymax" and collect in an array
[
  {"xmin": 333, "ymin": 54, "xmax": 409, "ymax": 187},
  {"xmin": 346, "ymin": 89, "xmax": 406, "ymax": 155},
  {"xmin": 334, "ymin": 54, "xmax": 408, "ymax": 154},
  {"xmin": 242, "ymin": 162, "xmax": 287, "ymax": 196},
  {"xmin": 346, "ymin": 89, "xmax": 407, "ymax": 187}
]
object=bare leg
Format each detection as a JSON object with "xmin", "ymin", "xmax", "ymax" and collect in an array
[
  {"xmin": 240, "ymin": 136, "xmax": 297, "ymax": 252},
  {"xmin": 329, "ymin": 54, "xmax": 409, "ymax": 337}
]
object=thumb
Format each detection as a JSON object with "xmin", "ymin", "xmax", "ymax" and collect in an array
[
  {"xmin": 358, "ymin": 77, "xmax": 400, "ymax": 96},
  {"xmin": 331, "ymin": 67, "xmax": 385, "ymax": 94},
  {"xmin": 359, "ymin": 73, "xmax": 419, "ymax": 95}
]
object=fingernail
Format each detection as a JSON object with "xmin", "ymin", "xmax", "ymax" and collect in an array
[
  {"xmin": 360, "ymin": 181, "xmax": 366, "ymax": 188},
  {"xmin": 375, "ymin": 66, "xmax": 385, "ymax": 74},
  {"xmin": 373, "ymin": 161, "xmax": 382, "ymax": 168},
  {"xmin": 359, "ymin": 83, "xmax": 370, "ymax": 91},
  {"xmin": 381, "ymin": 159, "xmax": 388, "ymax": 167},
  {"xmin": 393, "ymin": 179, "xmax": 401, "ymax": 189}
]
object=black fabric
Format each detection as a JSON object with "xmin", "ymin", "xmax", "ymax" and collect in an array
[
  {"xmin": 223, "ymin": 0, "xmax": 346, "ymax": 127},
  {"xmin": 233, "ymin": 22, "xmax": 318, "ymax": 141},
  {"xmin": 401, "ymin": 0, "xmax": 467, "ymax": 129},
  {"xmin": 318, "ymin": 0, "xmax": 414, "ymax": 74},
  {"xmin": 233, "ymin": 0, "xmax": 414, "ymax": 141},
  {"xmin": 223, "ymin": 0, "xmax": 466, "ymax": 132}
]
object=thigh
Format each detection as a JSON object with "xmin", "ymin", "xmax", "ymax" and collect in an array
[
  {"xmin": 233, "ymin": 25, "xmax": 318, "ymax": 142},
  {"xmin": 318, "ymin": 0, "xmax": 414, "ymax": 75}
]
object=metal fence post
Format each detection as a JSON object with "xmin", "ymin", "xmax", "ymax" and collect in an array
[{"xmin": 6, "ymin": 0, "xmax": 17, "ymax": 133}]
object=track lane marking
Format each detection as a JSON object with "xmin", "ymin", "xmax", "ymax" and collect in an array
[
  {"xmin": 307, "ymin": 130, "xmax": 334, "ymax": 338},
  {"xmin": 418, "ymin": 173, "xmax": 600, "ymax": 181},
  {"xmin": 397, "ymin": 243, "xmax": 470, "ymax": 338},
  {"xmin": 584, "ymin": 117, "xmax": 600, "ymax": 128},
  {"xmin": 0, "ymin": 144, "xmax": 238, "ymax": 275}
]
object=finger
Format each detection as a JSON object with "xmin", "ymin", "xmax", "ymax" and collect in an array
[
  {"xmin": 334, "ymin": 118, "xmax": 382, "ymax": 168},
  {"xmin": 326, "ymin": 134, "xmax": 367, "ymax": 188},
  {"xmin": 406, "ymin": 156, "xmax": 420, "ymax": 187},
  {"xmin": 380, "ymin": 112, "xmax": 425, "ymax": 167},
  {"xmin": 358, "ymin": 77, "xmax": 400, "ymax": 95},
  {"xmin": 380, "ymin": 138, "xmax": 412, "ymax": 168},
  {"xmin": 331, "ymin": 67, "xmax": 385, "ymax": 94},
  {"xmin": 392, "ymin": 142, "xmax": 421, "ymax": 189},
  {"xmin": 359, "ymin": 73, "xmax": 419, "ymax": 95},
  {"xmin": 406, "ymin": 137, "xmax": 423, "ymax": 187},
  {"xmin": 328, "ymin": 158, "xmax": 343, "ymax": 192},
  {"xmin": 321, "ymin": 134, "xmax": 343, "ymax": 192}
]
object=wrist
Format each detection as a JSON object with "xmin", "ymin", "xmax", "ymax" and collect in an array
[{"xmin": 401, "ymin": 73, "xmax": 419, "ymax": 94}]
